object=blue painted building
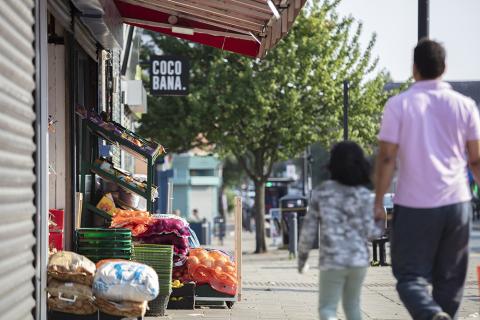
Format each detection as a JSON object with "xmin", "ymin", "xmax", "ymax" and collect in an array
[{"xmin": 171, "ymin": 154, "xmax": 222, "ymax": 223}]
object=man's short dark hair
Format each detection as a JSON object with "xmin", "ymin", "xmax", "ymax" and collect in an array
[{"xmin": 414, "ymin": 39, "xmax": 446, "ymax": 79}]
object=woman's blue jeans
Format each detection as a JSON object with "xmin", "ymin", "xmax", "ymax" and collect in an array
[{"xmin": 319, "ymin": 267, "xmax": 367, "ymax": 320}]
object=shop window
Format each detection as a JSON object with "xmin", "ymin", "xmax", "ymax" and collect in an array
[{"xmin": 190, "ymin": 169, "xmax": 215, "ymax": 177}]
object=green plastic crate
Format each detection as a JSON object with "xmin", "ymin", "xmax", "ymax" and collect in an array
[
  {"xmin": 76, "ymin": 228, "xmax": 131, "ymax": 240},
  {"xmin": 133, "ymin": 244, "xmax": 173, "ymax": 296},
  {"xmin": 75, "ymin": 228, "xmax": 133, "ymax": 263},
  {"xmin": 82, "ymin": 255, "xmax": 132, "ymax": 263},
  {"xmin": 77, "ymin": 239, "xmax": 132, "ymax": 247}
]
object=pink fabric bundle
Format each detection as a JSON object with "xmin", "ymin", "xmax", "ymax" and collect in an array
[
  {"xmin": 137, "ymin": 218, "xmax": 190, "ymax": 238},
  {"xmin": 136, "ymin": 233, "xmax": 189, "ymax": 256},
  {"xmin": 135, "ymin": 215, "xmax": 191, "ymax": 265}
]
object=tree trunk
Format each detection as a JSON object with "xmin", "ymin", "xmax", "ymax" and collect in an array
[{"xmin": 254, "ymin": 180, "xmax": 267, "ymax": 253}]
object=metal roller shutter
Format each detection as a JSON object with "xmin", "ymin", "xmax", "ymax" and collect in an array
[
  {"xmin": 48, "ymin": 0, "xmax": 72, "ymax": 31},
  {"xmin": 0, "ymin": 1, "xmax": 37, "ymax": 319},
  {"xmin": 74, "ymin": 16, "xmax": 98, "ymax": 61}
]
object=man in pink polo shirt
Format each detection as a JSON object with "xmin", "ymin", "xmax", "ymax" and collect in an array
[{"xmin": 374, "ymin": 39, "xmax": 480, "ymax": 320}]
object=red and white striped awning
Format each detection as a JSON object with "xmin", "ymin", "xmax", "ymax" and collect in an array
[{"xmin": 114, "ymin": 0, "xmax": 307, "ymax": 58}]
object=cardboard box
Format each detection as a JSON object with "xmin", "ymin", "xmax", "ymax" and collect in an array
[{"xmin": 49, "ymin": 209, "xmax": 64, "ymax": 231}]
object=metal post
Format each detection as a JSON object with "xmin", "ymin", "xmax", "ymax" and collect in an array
[
  {"xmin": 218, "ymin": 217, "xmax": 225, "ymax": 245},
  {"xmin": 271, "ymin": 214, "xmax": 278, "ymax": 247},
  {"xmin": 201, "ymin": 220, "xmax": 208, "ymax": 245},
  {"xmin": 293, "ymin": 212, "xmax": 298, "ymax": 256},
  {"xmin": 343, "ymin": 80, "xmax": 349, "ymax": 141},
  {"xmin": 289, "ymin": 212, "xmax": 298, "ymax": 258},
  {"xmin": 302, "ymin": 147, "xmax": 312, "ymax": 197},
  {"xmin": 35, "ymin": 0, "xmax": 49, "ymax": 318},
  {"xmin": 302, "ymin": 151, "xmax": 307, "ymax": 196},
  {"xmin": 234, "ymin": 196, "xmax": 243, "ymax": 302},
  {"xmin": 121, "ymin": 26, "xmax": 135, "ymax": 76},
  {"xmin": 306, "ymin": 145, "xmax": 312, "ymax": 197},
  {"xmin": 418, "ymin": 0, "xmax": 429, "ymax": 40},
  {"xmin": 167, "ymin": 181, "xmax": 173, "ymax": 214}
]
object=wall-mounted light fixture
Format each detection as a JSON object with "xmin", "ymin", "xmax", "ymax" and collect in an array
[{"xmin": 172, "ymin": 26, "xmax": 194, "ymax": 35}]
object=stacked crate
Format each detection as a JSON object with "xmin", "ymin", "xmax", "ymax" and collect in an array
[
  {"xmin": 76, "ymin": 228, "xmax": 132, "ymax": 263},
  {"xmin": 133, "ymin": 244, "xmax": 173, "ymax": 316}
]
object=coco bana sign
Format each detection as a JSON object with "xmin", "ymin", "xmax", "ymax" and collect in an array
[{"xmin": 150, "ymin": 55, "xmax": 189, "ymax": 96}]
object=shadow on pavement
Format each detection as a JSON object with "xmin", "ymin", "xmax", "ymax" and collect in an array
[{"xmin": 243, "ymin": 287, "xmax": 318, "ymax": 293}]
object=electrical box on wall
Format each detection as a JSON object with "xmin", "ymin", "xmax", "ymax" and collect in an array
[{"xmin": 121, "ymin": 79, "xmax": 147, "ymax": 113}]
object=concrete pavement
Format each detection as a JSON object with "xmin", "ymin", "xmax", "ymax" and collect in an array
[{"xmin": 152, "ymin": 227, "xmax": 480, "ymax": 320}]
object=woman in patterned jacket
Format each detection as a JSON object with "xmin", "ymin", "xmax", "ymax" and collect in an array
[{"xmin": 298, "ymin": 141, "xmax": 382, "ymax": 320}]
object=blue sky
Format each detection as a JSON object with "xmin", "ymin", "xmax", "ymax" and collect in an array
[{"xmin": 336, "ymin": 0, "xmax": 480, "ymax": 81}]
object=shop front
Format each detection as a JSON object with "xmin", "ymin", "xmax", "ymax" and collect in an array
[{"xmin": 0, "ymin": 0, "xmax": 307, "ymax": 318}]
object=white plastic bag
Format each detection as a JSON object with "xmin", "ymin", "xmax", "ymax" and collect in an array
[{"xmin": 93, "ymin": 260, "xmax": 159, "ymax": 302}]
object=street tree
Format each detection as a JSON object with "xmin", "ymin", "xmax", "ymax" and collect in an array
[{"xmin": 139, "ymin": 0, "xmax": 392, "ymax": 253}]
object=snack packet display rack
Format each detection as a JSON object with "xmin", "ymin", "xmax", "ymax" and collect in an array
[{"xmin": 78, "ymin": 114, "xmax": 164, "ymax": 226}]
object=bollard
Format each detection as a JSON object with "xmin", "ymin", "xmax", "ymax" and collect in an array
[
  {"xmin": 201, "ymin": 221, "xmax": 209, "ymax": 245},
  {"xmin": 288, "ymin": 212, "xmax": 298, "ymax": 259},
  {"xmin": 213, "ymin": 216, "xmax": 225, "ymax": 246},
  {"xmin": 271, "ymin": 218, "xmax": 279, "ymax": 247},
  {"xmin": 166, "ymin": 182, "xmax": 173, "ymax": 214},
  {"xmin": 219, "ymin": 218, "xmax": 225, "ymax": 245}
]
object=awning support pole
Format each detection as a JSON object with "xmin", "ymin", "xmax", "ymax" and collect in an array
[{"xmin": 234, "ymin": 196, "xmax": 243, "ymax": 302}]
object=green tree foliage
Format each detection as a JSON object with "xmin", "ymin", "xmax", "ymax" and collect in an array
[{"xmin": 140, "ymin": 0, "xmax": 392, "ymax": 253}]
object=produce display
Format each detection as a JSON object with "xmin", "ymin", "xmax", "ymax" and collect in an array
[
  {"xmin": 111, "ymin": 213, "xmax": 192, "ymax": 267},
  {"xmin": 108, "ymin": 210, "xmax": 238, "ymax": 298},
  {"xmin": 47, "ymin": 251, "xmax": 97, "ymax": 315},
  {"xmin": 186, "ymin": 248, "xmax": 237, "ymax": 296},
  {"xmin": 71, "ymin": 107, "xmax": 241, "ymax": 311}
]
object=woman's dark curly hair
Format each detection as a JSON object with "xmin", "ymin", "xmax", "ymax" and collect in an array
[{"xmin": 328, "ymin": 141, "xmax": 371, "ymax": 186}]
